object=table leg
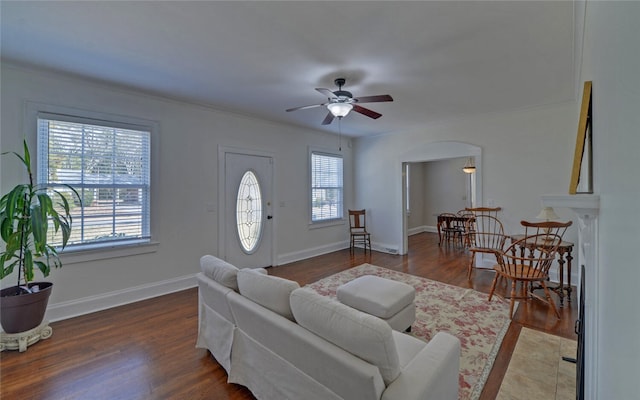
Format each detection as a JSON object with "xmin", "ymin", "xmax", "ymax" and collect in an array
[
  {"xmin": 565, "ymin": 248, "xmax": 573, "ymax": 302},
  {"xmin": 556, "ymin": 251, "xmax": 566, "ymax": 306}
]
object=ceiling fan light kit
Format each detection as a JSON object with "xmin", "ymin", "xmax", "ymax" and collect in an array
[
  {"xmin": 327, "ymin": 102, "xmax": 353, "ymax": 118},
  {"xmin": 286, "ymin": 78, "xmax": 393, "ymax": 125}
]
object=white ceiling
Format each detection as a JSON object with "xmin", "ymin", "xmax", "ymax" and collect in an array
[{"xmin": 1, "ymin": 1, "xmax": 579, "ymax": 137}]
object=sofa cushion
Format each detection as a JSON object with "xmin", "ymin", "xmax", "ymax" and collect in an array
[
  {"xmin": 200, "ymin": 255, "xmax": 239, "ymax": 290},
  {"xmin": 237, "ymin": 269, "xmax": 300, "ymax": 321},
  {"xmin": 290, "ymin": 288, "xmax": 401, "ymax": 385}
]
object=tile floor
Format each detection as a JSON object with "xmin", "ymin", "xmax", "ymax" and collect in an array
[{"xmin": 497, "ymin": 327, "xmax": 577, "ymax": 400}]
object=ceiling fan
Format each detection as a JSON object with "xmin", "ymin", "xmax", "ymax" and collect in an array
[{"xmin": 286, "ymin": 78, "xmax": 393, "ymax": 125}]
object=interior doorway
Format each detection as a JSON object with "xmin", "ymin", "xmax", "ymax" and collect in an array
[
  {"xmin": 404, "ymin": 158, "xmax": 472, "ymax": 239},
  {"xmin": 399, "ymin": 141, "xmax": 482, "ymax": 254}
]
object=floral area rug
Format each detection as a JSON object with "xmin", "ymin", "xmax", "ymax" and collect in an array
[{"xmin": 305, "ymin": 263, "xmax": 512, "ymax": 400}]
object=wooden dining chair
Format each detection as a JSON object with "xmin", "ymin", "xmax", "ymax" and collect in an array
[
  {"xmin": 463, "ymin": 207, "xmax": 501, "ymax": 248},
  {"xmin": 438, "ymin": 213, "xmax": 464, "ymax": 247},
  {"xmin": 466, "ymin": 215, "xmax": 506, "ymax": 279},
  {"xmin": 348, "ymin": 209, "xmax": 371, "ymax": 253},
  {"xmin": 457, "ymin": 209, "xmax": 475, "ymax": 247},
  {"xmin": 488, "ymin": 220, "xmax": 572, "ymax": 319}
]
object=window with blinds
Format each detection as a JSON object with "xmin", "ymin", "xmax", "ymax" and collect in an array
[
  {"xmin": 310, "ymin": 151, "xmax": 343, "ymax": 222},
  {"xmin": 37, "ymin": 113, "xmax": 151, "ymax": 249}
]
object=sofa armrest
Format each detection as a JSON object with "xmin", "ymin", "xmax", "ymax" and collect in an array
[{"xmin": 382, "ymin": 332, "xmax": 460, "ymax": 400}]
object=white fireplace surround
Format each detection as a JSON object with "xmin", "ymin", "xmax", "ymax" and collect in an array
[{"xmin": 541, "ymin": 194, "xmax": 599, "ymax": 400}]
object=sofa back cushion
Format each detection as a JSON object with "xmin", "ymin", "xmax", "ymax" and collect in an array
[
  {"xmin": 237, "ymin": 269, "xmax": 299, "ymax": 321},
  {"xmin": 290, "ymin": 288, "xmax": 400, "ymax": 385},
  {"xmin": 200, "ymin": 255, "xmax": 240, "ymax": 290}
]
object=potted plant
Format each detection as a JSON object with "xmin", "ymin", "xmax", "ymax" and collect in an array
[{"xmin": 0, "ymin": 140, "xmax": 78, "ymax": 336}]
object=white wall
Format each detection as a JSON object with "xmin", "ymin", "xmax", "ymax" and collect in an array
[
  {"xmin": 423, "ymin": 157, "xmax": 469, "ymax": 226},
  {"xmin": 0, "ymin": 63, "xmax": 352, "ymax": 317},
  {"xmin": 580, "ymin": 2, "xmax": 640, "ymax": 398},
  {"xmin": 354, "ymin": 102, "xmax": 579, "ymax": 254},
  {"xmin": 407, "ymin": 158, "xmax": 468, "ymax": 233}
]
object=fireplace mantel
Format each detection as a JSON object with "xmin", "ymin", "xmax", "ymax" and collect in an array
[
  {"xmin": 541, "ymin": 194, "xmax": 599, "ymax": 217},
  {"xmin": 541, "ymin": 193, "xmax": 599, "ymax": 400}
]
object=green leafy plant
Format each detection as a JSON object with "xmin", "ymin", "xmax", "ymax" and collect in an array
[{"xmin": 0, "ymin": 140, "xmax": 79, "ymax": 294}]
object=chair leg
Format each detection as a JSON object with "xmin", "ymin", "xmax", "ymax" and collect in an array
[
  {"xmin": 509, "ymin": 280, "xmax": 517, "ymax": 318},
  {"xmin": 467, "ymin": 251, "xmax": 475, "ymax": 279},
  {"xmin": 488, "ymin": 274, "xmax": 499, "ymax": 301},
  {"xmin": 541, "ymin": 281, "xmax": 561, "ymax": 319}
]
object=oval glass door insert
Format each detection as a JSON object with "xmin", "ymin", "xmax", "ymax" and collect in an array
[{"xmin": 236, "ymin": 170, "xmax": 263, "ymax": 253}]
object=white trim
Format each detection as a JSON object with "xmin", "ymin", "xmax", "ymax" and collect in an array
[
  {"xmin": 308, "ymin": 147, "xmax": 344, "ymax": 225},
  {"xmin": 59, "ymin": 241, "xmax": 159, "ymax": 265},
  {"xmin": 408, "ymin": 225, "xmax": 438, "ymax": 236},
  {"xmin": 24, "ymin": 101, "xmax": 161, "ymax": 253},
  {"xmin": 408, "ymin": 226, "xmax": 427, "ymax": 236},
  {"xmin": 45, "ymin": 274, "xmax": 197, "ymax": 322},
  {"xmin": 542, "ymin": 193, "xmax": 599, "ymax": 400},
  {"xmin": 399, "ymin": 141, "xmax": 483, "ymax": 255},
  {"xmin": 370, "ymin": 241, "xmax": 399, "ymax": 255},
  {"xmin": 276, "ymin": 241, "xmax": 347, "ymax": 266}
]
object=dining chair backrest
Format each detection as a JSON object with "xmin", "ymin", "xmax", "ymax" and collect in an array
[
  {"xmin": 497, "ymin": 232, "xmax": 564, "ymax": 281},
  {"xmin": 438, "ymin": 213, "xmax": 462, "ymax": 229},
  {"xmin": 465, "ymin": 207, "xmax": 502, "ymax": 218},
  {"xmin": 349, "ymin": 209, "xmax": 367, "ymax": 233},
  {"xmin": 468, "ymin": 215, "xmax": 506, "ymax": 251},
  {"xmin": 520, "ymin": 220, "xmax": 572, "ymax": 248}
]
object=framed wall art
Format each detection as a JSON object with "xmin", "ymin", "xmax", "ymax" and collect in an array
[{"xmin": 569, "ymin": 81, "xmax": 593, "ymax": 194}]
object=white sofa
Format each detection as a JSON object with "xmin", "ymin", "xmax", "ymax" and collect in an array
[{"xmin": 196, "ymin": 255, "xmax": 461, "ymax": 400}]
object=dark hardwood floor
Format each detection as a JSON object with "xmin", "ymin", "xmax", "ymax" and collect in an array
[{"xmin": 0, "ymin": 233, "xmax": 577, "ymax": 399}]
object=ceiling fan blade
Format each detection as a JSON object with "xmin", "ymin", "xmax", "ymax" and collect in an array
[
  {"xmin": 316, "ymin": 88, "xmax": 337, "ymax": 99},
  {"xmin": 321, "ymin": 112, "xmax": 335, "ymax": 125},
  {"xmin": 353, "ymin": 105, "xmax": 382, "ymax": 119},
  {"xmin": 353, "ymin": 94, "xmax": 393, "ymax": 103},
  {"xmin": 286, "ymin": 103, "xmax": 326, "ymax": 112}
]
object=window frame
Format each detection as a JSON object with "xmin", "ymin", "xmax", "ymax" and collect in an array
[
  {"xmin": 26, "ymin": 102, "xmax": 158, "ymax": 262},
  {"xmin": 309, "ymin": 148, "xmax": 344, "ymax": 225}
]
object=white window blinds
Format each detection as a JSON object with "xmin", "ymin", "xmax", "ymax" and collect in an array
[
  {"xmin": 311, "ymin": 152, "xmax": 343, "ymax": 222},
  {"xmin": 37, "ymin": 113, "xmax": 151, "ymax": 248}
]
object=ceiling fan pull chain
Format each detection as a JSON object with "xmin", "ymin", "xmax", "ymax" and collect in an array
[{"xmin": 338, "ymin": 117, "xmax": 342, "ymax": 151}]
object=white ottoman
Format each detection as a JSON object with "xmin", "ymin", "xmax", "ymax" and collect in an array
[{"xmin": 337, "ymin": 275, "xmax": 416, "ymax": 332}]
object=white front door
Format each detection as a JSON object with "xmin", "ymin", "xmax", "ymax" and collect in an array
[{"xmin": 223, "ymin": 151, "xmax": 274, "ymax": 268}]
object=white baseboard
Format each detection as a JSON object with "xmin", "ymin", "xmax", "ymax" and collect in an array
[
  {"xmin": 408, "ymin": 226, "xmax": 426, "ymax": 236},
  {"xmin": 276, "ymin": 239, "xmax": 402, "ymax": 264},
  {"xmin": 371, "ymin": 242, "xmax": 399, "ymax": 254},
  {"xmin": 424, "ymin": 225, "xmax": 438, "ymax": 233},
  {"xmin": 408, "ymin": 225, "xmax": 438, "ymax": 236},
  {"xmin": 45, "ymin": 274, "xmax": 198, "ymax": 322},
  {"xmin": 277, "ymin": 241, "xmax": 348, "ymax": 266}
]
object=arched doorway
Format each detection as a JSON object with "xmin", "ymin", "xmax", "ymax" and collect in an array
[{"xmin": 399, "ymin": 141, "xmax": 482, "ymax": 254}]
